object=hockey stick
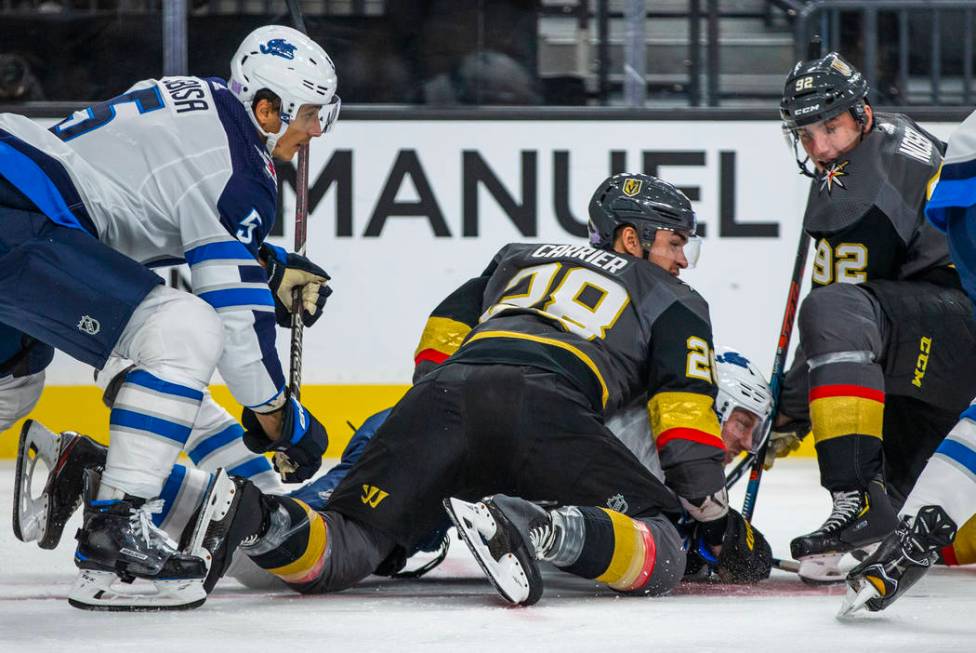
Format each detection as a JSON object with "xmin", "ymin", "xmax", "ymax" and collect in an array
[
  {"xmin": 276, "ymin": 0, "xmax": 311, "ymax": 476},
  {"xmin": 739, "ymin": 35, "xmax": 822, "ymax": 520},
  {"xmin": 740, "ymin": 230, "xmax": 811, "ymax": 521}
]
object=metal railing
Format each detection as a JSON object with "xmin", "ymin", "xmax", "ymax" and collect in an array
[
  {"xmin": 0, "ymin": 1, "xmax": 380, "ymax": 15},
  {"xmin": 558, "ymin": 1, "xmax": 800, "ymax": 106},
  {"xmin": 793, "ymin": 0, "xmax": 976, "ymax": 105}
]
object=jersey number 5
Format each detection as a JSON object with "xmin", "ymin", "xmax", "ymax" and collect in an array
[
  {"xmin": 481, "ymin": 263, "xmax": 630, "ymax": 341},
  {"xmin": 52, "ymin": 86, "xmax": 165, "ymax": 142}
]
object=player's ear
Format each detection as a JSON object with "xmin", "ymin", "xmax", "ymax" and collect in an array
[
  {"xmin": 862, "ymin": 103, "xmax": 874, "ymax": 133},
  {"xmin": 253, "ymin": 98, "xmax": 279, "ymax": 132},
  {"xmin": 612, "ymin": 225, "xmax": 641, "ymax": 257}
]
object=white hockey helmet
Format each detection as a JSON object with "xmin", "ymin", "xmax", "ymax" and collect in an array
[
  {"xmin": 714, "ymin": 346, "xmax": 773, "ymax": 425},
  {"xmin": 229, "ymin": 25, "xmax": 340, "ymax": 154}
]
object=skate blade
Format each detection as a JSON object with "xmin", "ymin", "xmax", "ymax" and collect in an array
[
  {"xmin": 837, "ymin": 543, "xmax": 880, "ymax": 575},
  {"xmin": 12, "ymin": 420, "xmax": 60, "ymax": 543},
  {"xmin": 837, "ymin": 581, "xmax": 879, "ymax": 618},
  {"xmin": 443, "ymin": 498, "xmax": 531, "ymax": 605},
  {"xmin": 185, "ymin": 469, "xmax": 236, "ymax": 570},
  {"xmin": 68, "ymin": 569, "xmax": 206, "ymax": 611},
  {"xmin": 797, "ymin": 554, "xmax": 847, "ymax": 585}
]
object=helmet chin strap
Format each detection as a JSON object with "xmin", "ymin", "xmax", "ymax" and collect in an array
[{"xmin": 244, "ymin": 103, "xmax": 288, "ymax": 157}]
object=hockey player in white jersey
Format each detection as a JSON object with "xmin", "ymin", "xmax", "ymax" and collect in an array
[
  {"xmin": 0, "ymin": 24, "xmax": 338, "ymax": 610},
  {"xmin": 841, "ymin": 109, "xmax": 976, "ymax": 616}
]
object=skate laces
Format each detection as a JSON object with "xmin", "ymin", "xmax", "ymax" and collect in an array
[
  {"xmin": 528, "ymin": 520, "xmax": 556, "ymax": 560},
  {"xmin": 819, "ymin": 490, "xmax": 863, "ymax": 533},
  {"xmin": 129, "ymin": 499, "xmax": 178, "ymax": 551}
]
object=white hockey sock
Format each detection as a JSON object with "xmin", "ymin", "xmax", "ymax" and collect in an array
[
  {"xmin": 101, "ymin": 369, "xmax": 204, "ymax": 499},
  {"xmin": 901, "ymin": 409, "xmax": 976, "ymax": 528},
  {"xmin": 152, "ymin": 464, "xmax": 213, "ymax": 541},
  {"xmin": 184, "ymin": 390, "xmax": 284, "ymax": 494}
]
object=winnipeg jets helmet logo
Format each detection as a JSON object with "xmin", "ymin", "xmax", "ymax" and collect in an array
[
  {"xmin": 259, "ymin": 39, "xmax": 296, "ymax": 60},
  {"xmin": 77, "ymin": 315, "xmax": 100, "ymax": 335},
  {"xmin": 818, "ymin": 160, "xmax": 849, "ymax": 194}
]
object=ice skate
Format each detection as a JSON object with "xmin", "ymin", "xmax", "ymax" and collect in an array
[
  {"xmin": 444, "ymin": 495, "xmax": 545, "ymax": 606},
  {"xmin": 69, "ymin": 469, "xmax": 209, "ymax": 611},
  {"xmin": 185, "ymin": 468, "xmax": 268, "ymax": 593},
  {"xmin": 790, "ymin": 478, "xmax": 898, "ymax": 584},
  {"xmin": 839, "ymin": 505, "xmax": 957, "ymax": 617},
  {"xmin": 13, "ymin": 419, "xmax": 107, "ymax": 549}
]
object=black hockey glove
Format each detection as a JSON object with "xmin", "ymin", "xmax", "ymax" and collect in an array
[
  {"xmin": 242, "ymin": 394, "xmax": 328, "ymax": 483},
  {"xmin": 714, "ymin": 508, "xmax": 772, "ymax": 583},
  {"xmin": 260, "ymin": 243, "xmax": 332, "ymax": 328}
]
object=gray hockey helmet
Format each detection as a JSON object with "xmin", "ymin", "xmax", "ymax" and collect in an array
[
  {"xmin": 780, "ymin": 52, "xmax": 868, "ymax": 132},
  {"xmin": 587, "ymin": 173, "xmax": 697, "ymax": 251}
]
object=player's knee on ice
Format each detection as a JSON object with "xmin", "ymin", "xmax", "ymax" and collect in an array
[
  {"xmin": 116, "ymin": 286, "xmax": 224, "ymax": 388},
  {"xmin": 798, "ymin": 284, "xmax": 884, "ymax": 359}
]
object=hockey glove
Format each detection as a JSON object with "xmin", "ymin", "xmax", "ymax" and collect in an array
[
  {"xmin": 242, "ymin": 394, "xmax": 328, "ymax": 483},
  {"xmin": 260, "ymin": 243, "xmax": 332, "ymax": 328},
  {"xmin": 764, "ymin": 414, "xmax": 810, "ymax": 469},
  {"xmin": 714, "ymin": 508, "xmax": 772, "ymax": 583}
]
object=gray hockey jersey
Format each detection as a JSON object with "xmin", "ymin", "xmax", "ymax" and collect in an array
[{"xmin": 802, "ymin": 112, "xmax": 951, "ymax": 286}]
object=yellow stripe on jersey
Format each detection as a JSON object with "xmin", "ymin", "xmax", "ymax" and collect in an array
[
  {"xmin": 465, "ymin": 330, "xmax": 609, "ymax": 407},
  {"xmin": 810, "ymin": 396, "xmax": 884, "ymax": 443},
  {"xmin": 267, "ymin": 500, "xmax": 329, "ymax": 585},
  {"xmin": 647, "ymin": 391, "xmax": 722, "ymax": 442},
  {"xmin": 926, "ymin": 162, "xmax": 943, "ymax": 201},
  {"xmin": 414, "ymin": 317, "xmax": 472, "ymax": 359}
]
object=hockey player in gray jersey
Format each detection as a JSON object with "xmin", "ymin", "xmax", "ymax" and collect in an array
[
  {"xmin": 0, "ymin": 24, "xmax": 338, "ymax": 610},
  {"xmin": 773, "ymin": 52, "xmax": 976, "ymax": 582},
  {"xmin": 168, "ymin": 173, "xmax": 772, "ymax": 605}
]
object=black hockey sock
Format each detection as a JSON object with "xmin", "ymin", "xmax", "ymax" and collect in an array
[
  {"xmin": 558, "ymin": 507, "xmax": 663, "ymax": 593},
  {"xmin": 809, "ymin": 361, "xmax": 885, "ymax": 490}
]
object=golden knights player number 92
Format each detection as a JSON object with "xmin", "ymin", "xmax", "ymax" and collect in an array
[{"xmin": 811, "ymin": 239, "xmax": 868, "ymax": 285}]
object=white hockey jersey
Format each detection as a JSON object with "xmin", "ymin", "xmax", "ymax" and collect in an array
[{"xmin": 0, "ymin": 76, "xmax": 286, "ymax": 409}]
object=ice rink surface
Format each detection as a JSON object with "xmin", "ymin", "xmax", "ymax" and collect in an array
[{"xmin": 0, "ymin": 458, "xmax": 973, "ymax": 653}]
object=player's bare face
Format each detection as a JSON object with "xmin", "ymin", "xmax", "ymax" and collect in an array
[
  {"xmin": 272, "ymin": 104, "xmax": 325, "ymax": 161},
  {"xmin": 796, "ymin": 112, "xmax": 864, "ymax": 171},
  {"xmin": 721, "ymin": 408, "xmax": 760, "ymax": 464},
  {"xmin": 648, "ymin": 230, "xmax": 690, "ymax": 277}
]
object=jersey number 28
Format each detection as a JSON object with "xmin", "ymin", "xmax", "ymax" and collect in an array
[{"xmin": 481, "ymin": 263, "xmax": 630, "ymax": 341}]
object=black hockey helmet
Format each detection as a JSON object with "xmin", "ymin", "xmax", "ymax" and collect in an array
[
  {"xmin": 587, "ymin": 173, "xmax": 697, "ymax": 252},
  {"xmin": 780, "ymin": 52, "xmax": 869, "ymax": 132}
]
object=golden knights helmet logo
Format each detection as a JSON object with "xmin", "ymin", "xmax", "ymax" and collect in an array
[{"xmin": 621, "ymin": 178, "xmax": 643, "ymax": 197}]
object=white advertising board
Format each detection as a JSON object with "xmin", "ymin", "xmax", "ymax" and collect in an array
[{"xmin": 38, "ymin": 118, "xmax": 959, "ymax": 385}]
